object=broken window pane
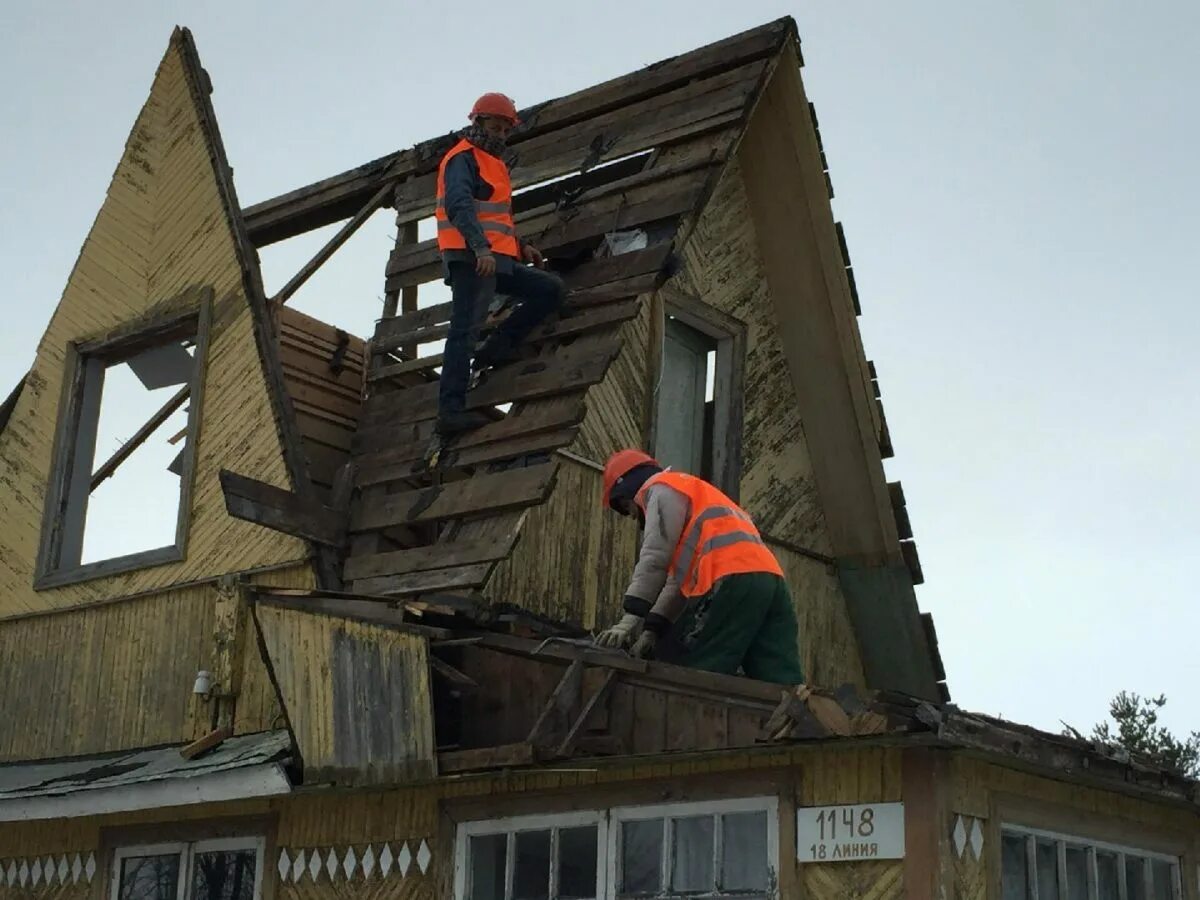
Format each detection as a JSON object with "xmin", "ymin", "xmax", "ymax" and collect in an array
[
  {"xmin": 470, "ymin": 834, "xmax": 507, "ymax": 900},
  {"xmin": 721, "ymin": 811, "xmax": 768, "ymax": 891},
  {"xmin": 117, "ymin": 853, "xmax": 180, "ymax": 900},
  {"xmin": 189, "ymin": 849, "xmax": 256, "ymax": 900},
  {"xmin": 557, "ymin": 826, "xmax": 597, "ymax": 899},
  {"xmin": 82, "ymin": 346, "xmax": 195, "ymax": 564},
  {"xmin": 1064, "ymin": 846, "xmax": 1089, "ymax": 900},
  {"xmin": 620, "ymin": 818, "xmax": 662, "ymax": 894},
  {"xmin": 1000, "ymin": 834, "xmax": 1028, "ymax": 900},
  {"xmin": 670, "ymin": 816, "xmax": 714, "ymax": 892},
  {"xmin": 513, "ymin": 830, "xmax": 550, "ymax": 900},
  {"xmin": 1096, "ymin": 851, "xmax": 1121, "ymax": 900}
]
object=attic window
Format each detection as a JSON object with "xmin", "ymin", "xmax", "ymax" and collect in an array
[
  {"xmin": 37, "ymin": 301, "xmax": 211, "ymax": 588},
  {"xmin": 652, "ymin": 294, "xmax": 746, "ymax": 497}
]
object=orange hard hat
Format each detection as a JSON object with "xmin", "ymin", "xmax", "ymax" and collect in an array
[
  {"xmin": 602, "ymin": 448, "xmax": 659, "ymax": 509},
  {"xmin": 470, "ymin": 92, "xmax": 520, "ymax": 125}
]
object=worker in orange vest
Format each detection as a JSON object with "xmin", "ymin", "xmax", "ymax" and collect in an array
[
  {"xmin": 595, "ymin": 449, "xmax": 805, "ymax": 685},
  {"xmin": 433, "ymin": 92, "xmax": 566, "ymax": 436}
]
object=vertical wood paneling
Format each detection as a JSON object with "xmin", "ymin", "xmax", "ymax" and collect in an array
[
  {"xmin": 0, "ymin": 33, "xmax": 306, "ymax": 620},
  {"xmin": 676, "ymin": 159, "xmax": 832, "ymax": 552},
  {"xmin": 254, "ymin": 603, "xmax": 436, "ymax": 785},
  {"xmin": 484, "ymin": 458, "xmax": 639, "ymax": 630}
]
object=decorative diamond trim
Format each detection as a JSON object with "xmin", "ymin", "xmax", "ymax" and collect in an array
[
  {"xmin": 292, "ymin": 850, "xmax": 306, "ymax": 883},
  {"xmin": 277, "ymin": 849, "xmax": 291, "ymax": 883},
  {"xmin": 397, "ymin": 842, "xmax": 412, "ymax": 878},
  {"xmin": 71, "ymin": 854, "xmax": 82, "ymax": 885},
  {"xmin": 952, "ymin": 814, "xmax": 967, "ymax": 857},
  {"xmin": 379, "ymin": 843, "xmax": 394, "ymax": 878},
  {"xmin": 417, "ymin": 840, "xmax": 431, "ymax": 875},
  {"xmin": 18, "ymin": 860, "xmax": 29, "ymax": 887},
  {"xmin": 968, "ymin": 817, "xmax": 985, "ymax": 859},
  {"xmin": 342, "ymin": 847, "xmax": 357, "ymax": 880},
  {"xmin": 57, "ymin": 855, "xmax": 69, "ymax": 884},
  {"xmin": 4, "ymin": 860, "xmax": 15, "ymax": 887},
  {"xmin": 45, "ymin": 856, "xmax": 56, "ymax": 885},
  {"xmin": 325, "ymin": 848, "xmax": 338, "ymax": 881},
  {"xmin": 85, "ymin": 852, "xmax": 97, "ymax": 883},
  {"xmin": 307, "ymin": 850, "xmax": 321, "ymax": 882},
  {"xmin": 362, "ymin": 845, "xmax": 376, "ymax": 879},
  {"xmin": 30, "ymin": 858, "xmax": 43, "ymax": 888}
]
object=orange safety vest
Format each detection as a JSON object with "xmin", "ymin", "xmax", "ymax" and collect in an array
[
  {"xmin": 635, "ymin": 471, "xmax": 783, "ymax": 598},
  {"xmin": 435, "ymin": 138, "xmax": 520, "ymax": 259}
]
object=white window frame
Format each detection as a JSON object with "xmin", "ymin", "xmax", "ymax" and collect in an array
[
  {"xmin": 609, "ymin": 796, "xmax": 779, "ymax": 898},
  {"xmin": 1001, "ymin": 824, "xmax": 1183, "ymax": 900},
  {"xmin": 453, "ymin": 796, "xmax": 779, "ymax": 900},
  {"xmin": 109, "ymin": 836, "xmax": 265, "ymax": 900}
]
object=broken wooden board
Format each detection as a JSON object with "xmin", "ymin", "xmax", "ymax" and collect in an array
[
  {"xmin": 350, "ymin": 462, "xmax": 558, "ymax": 532},
  {"xmin": 252, "ymin": 596, "xmax": 437, "ymax": 785},
  {"xmin": 343, "ymin": 529, "xmax": 521, "ymax": 582},
  {"xmin": 219, "ymin": 469, "xmax": 344, "ymax": 547}
]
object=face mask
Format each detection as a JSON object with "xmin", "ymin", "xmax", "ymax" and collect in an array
[{"xmin": 464, "ymin": 123, "xmax": 510, "ymax": 160}]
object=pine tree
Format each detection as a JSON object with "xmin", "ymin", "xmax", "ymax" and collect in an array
[{"xmin": 1064, "ymin": 692, "xmax": 1199, "ymax": 778}]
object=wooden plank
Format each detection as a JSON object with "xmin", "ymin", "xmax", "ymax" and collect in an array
[
  {"xmin": 438, "ymin": 742, "xmax": 535, "ymax": 773},
  {"xmin": 371, "ymin": 299, "xmax": 641, "ymax": 378},
  {"xmin": 357, "ymin": 426, "xmax": 579, "ymax": 486},
  {"xmin": 555, "ymin": 670, "xmax": 618, "ymax": 757},
  {"xmin": 219, "ymin": 469, "xmax": 344, "ymax": 546},
  {"xmin": 89, "ymin": 384, "xmax": 190, "ymax": 490},
  {"xmin": 430, "ymin": 656, "xmax": 479, "ymax": 692},
  {"xmin": 350, "ymin": 562, "xmax": 494, "ymax": 597},
  {"xmin": 527, "ymin": 660, "xmax": 584, "ymax": 751},
  {"xmin": 344, "ymin": 531, "xmax": 519, "ymax": 581},
  {"xmin": 354, "ymin": 392, "xmax": 585, "ymax": 459},
  {"xmin": 386, "ymin": 168, "xmax": 708, "ymax": 278},
  {"xmin": 350, "ymin": 462, "xmax": 557, "ymax": 531},
  {"xmin": 360, "ymin": 338, "xmax": 621, "ymax": 428},
  {"xmin": 273, "ymin": 179, "xmax": 396, "ymax": 306},
  {"xmin": 242, "ymin": 21, "xmax": 789, "ymax": 244},
  {"xmin": 178, "ymin": 725, "xmax": 233, "ymax": 760}
]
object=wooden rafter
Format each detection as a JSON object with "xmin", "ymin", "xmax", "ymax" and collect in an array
[{"xmin": 89, "ymin": 384, "xmax": 189, "ymax": 491}]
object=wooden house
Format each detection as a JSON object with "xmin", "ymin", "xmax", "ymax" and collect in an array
[{"xmin": 1, "ymin": 18, "xmax": 1196, "ymax": 900}]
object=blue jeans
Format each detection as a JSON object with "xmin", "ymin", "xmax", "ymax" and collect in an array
[{"xmin": 438, "ymin": 260, "xmax": 566, "ymax": 422}]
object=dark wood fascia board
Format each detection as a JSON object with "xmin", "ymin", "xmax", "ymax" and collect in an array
[
  {"xmin": 177, "ymin": 28, "xmax": 340, "ymax": 587},
  {"xmin": 219, "ymin": 469, "xmax": 345, "ymax": 547},
  {"xmin": 0, "ymin": 372, "xmax": 28, "ymax": 435},
  {"xmin": 240, "ymin": 18, "xmax": 796, "ymax": 246}
]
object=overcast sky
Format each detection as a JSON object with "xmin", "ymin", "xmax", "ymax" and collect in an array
[{"xmin": 2, "ymin": 1, "xmax": 1196, "ymax": 739}]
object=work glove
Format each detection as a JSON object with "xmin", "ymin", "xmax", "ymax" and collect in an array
[
  {"xmin": 630, "ymin": 630, "xmax": 658, "ymax": 660},
  {"xmin": 594, "ymin": 613, "xmax": 642, "ymax": 649}
]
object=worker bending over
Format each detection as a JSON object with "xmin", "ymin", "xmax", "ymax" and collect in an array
[
  {"xmin": 595, "ymin": 450, "xmax": 805, "ymax": 686},
  {"xmin": 434, "ymin": 92, "xmax": 566, "ymax": 436}
]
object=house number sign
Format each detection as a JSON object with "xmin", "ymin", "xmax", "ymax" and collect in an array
[{"xmin": 796, "ymin": 802, "xmax": 905, "ymax": 863}]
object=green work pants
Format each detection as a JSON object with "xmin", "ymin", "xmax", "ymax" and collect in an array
[{"xmin": 671, "ymin": 572, "xmax": 805, "ymax": 685}]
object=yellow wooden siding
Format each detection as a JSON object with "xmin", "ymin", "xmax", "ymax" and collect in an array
[
  {"xmin": 676, "ymin": 158, "xmax": 833, "ymax": 553},
  {"xmin": 254, "ymin": 603, "xmax": 436, "ymax": 785},
  {"xmin": 0, "ymin": 563, "xmax": 311, "ymax": 762},
  {"xmin": 484, "ymin": 457, "xmax": 639, "ymax": 630},
  {"xmin": 772, "ymin": 544, "xmax": 866, "ymax": 689},
  {"xmin": 0, "ymin": 33, "xmax": 305, "ymax": 620},
  {"xmin": 951, "ymin": 756, "xmax": 1199, "ymax": 835},
  {"xmin": 571, "ymin": 299, "xmax": 652, "ymax": 461}
]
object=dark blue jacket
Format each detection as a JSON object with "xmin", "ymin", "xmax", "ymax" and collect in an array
[{"xmin": 441, "ymin": 151, "xmax": 522, "ymax": 280}]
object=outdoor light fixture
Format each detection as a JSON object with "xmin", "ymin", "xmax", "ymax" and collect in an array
[{"xmin": 192, "ymin": 669, "xmax": 213, "ymax": 699}]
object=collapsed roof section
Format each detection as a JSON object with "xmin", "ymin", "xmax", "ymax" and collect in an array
[{"xmin": 221, "ymin": 17, "xmax": 946, "ymax": 700}]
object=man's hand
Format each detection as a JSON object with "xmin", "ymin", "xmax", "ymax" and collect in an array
[
  {"xmin": 475, "ymin": 252, "xmax": 497, "ymax": 277},
  {"xmin": 521, "ymin": 243, "xmax": 546, "ymax": 269},
  {"xmin": 630, "ymin": 630, "xmax": 658, "ymax": 660},
  {"xmin": 594, "ymin": 613, "xmax": 642, "ymax": 650}
]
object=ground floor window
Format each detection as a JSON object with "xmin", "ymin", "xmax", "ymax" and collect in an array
[
  {"xmin": 111, "ymin": 838, "xmax": 263, "ymax": 900},
  {"xmin": 455, "ymin": 796, "xmax": 778, "ymax": 899},
  {"xmin": 1000, "ymin": 825, "xmax": 1181, "ymax": 900}
]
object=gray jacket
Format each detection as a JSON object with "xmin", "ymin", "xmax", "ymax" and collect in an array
[{"xmin": 623, "ymin": 481, "xmax": 690, "ymax": 627}]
